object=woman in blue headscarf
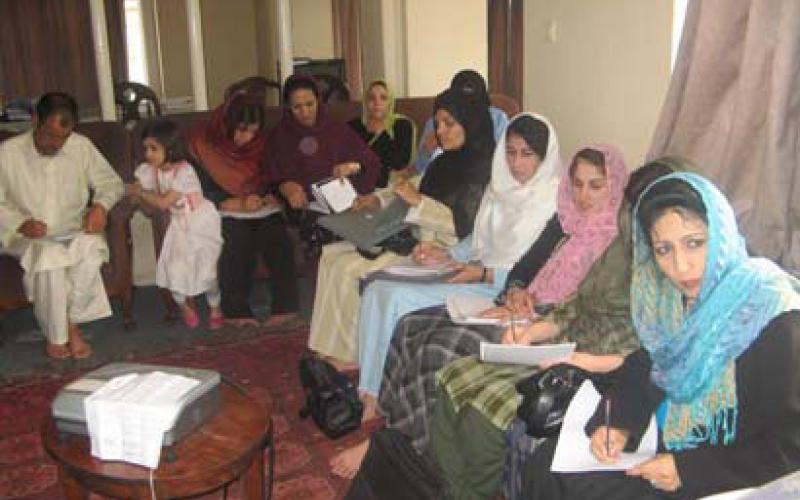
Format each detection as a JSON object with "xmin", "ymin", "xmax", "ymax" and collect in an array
[{"xmin": 522, "ymin": 173, "xmax": 800, "ymax": 499}]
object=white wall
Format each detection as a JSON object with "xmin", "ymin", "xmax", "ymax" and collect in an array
[
  {"xmin": 523, "ymin": 0, "xmax": 673, "ymax": 166},
  {"xmin": 404, "ymin": 0, "xmax": 487, "ymax": 97},
  {"xmin": 291, "ymin": 0, "xmax": 335, "ymax": 59}
]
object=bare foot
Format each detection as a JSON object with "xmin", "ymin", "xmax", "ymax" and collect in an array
[
  {"xmin": 330, "ymin": 440, "xmax": 370, "ymax": 479},
  {"xmin": 360, "ymin": 393, "xmax": 378, "ymax": 423},
  {"xmin": 262, "ymin": 312, "xmax": 299, "ymax": 328},
  {"xmin": 67, "ymin": 324, "xmax": 93, "ymax": 359},
  {"xmin": 46, "ymin": 343, "xmax": 71, "ymax": 359},
  {"xmin": 225, "ymin": 317, "xmax": 260, "ymax": 328}
]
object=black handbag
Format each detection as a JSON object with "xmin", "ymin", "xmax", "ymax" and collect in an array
[
  {"xmin": 515, "ymin": 363, "xmax": 592, "ymax": 438},
  {"xmin": 356, "ymin": 227, "xmax": 419, "ymax": 260},
  {"xmin": 298, "ymin": 352, "xmax": 363, "ymax": 439}
]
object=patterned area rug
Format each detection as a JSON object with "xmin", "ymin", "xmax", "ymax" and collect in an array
[{"xmin": 0, "ymin": 329, "xmax": 367, "ymax": 499}]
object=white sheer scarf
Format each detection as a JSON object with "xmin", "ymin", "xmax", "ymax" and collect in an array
[{"xmin": 471, "ymin": 112, "xmax": 562, "ymax": 268}]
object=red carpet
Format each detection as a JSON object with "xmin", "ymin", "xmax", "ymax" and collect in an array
[{"xmin": 0, "ymin": 330, "xmax": 368, "ymax": 499}]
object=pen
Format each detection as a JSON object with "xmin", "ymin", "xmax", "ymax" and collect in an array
[
  {"xmin": 510, "ymin": 309, "xmax": 517, "ymax": 343},
  {"xmin": 604, "ymin": 397, "xmax": 611, "ymax": 457}
]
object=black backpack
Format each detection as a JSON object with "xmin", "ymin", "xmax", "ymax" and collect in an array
[{"xmin": 298, "ymin": 352, "xmax": 363, "ymax": 439}]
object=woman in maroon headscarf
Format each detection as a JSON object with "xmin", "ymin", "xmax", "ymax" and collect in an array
[
  {"xmin": 265, "ymin": 75, "xmax": 380, "ymax": 211},
  {"xmin": 187, "ymin": 90, "xmax": 299, "ymax": 328}
]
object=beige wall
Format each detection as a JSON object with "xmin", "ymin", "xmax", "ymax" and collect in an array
[
  {"xmin": 359, "ymin": 0, "xmax": 385, "ymax": 91},
  {"xmin": 157, "ymin": 0, "xmax": 193, "ymax": 99},
  {"xmin": 523, "ymin": 0, "xmax": 673, "ymax": 166},
  {"xmin": 404, "ymin": 0, "xmax": 487, "ymax": 97},
  {"xmin": 291, "ymin": 0, "xmax": 335, "ymax": 59},
  {"xmin": 201, "ymin": 0, "xmax": 259, "ymax": 107}
]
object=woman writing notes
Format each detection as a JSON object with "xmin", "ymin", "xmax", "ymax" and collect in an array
[{"xmin": 522, "ymin": 173, "xmax": 800, "ymax": 499}]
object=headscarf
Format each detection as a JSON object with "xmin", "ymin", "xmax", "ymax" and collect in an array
[
  {"xmin": 471, "ymin": 112, "xmax": 561, "ymax": 268},
  {"xmin": 527, "ymin": 144, "xmax": 629, "ymax": 303},
  {"xmin": 451, "ymin": 69, "xmax": 492, "ymax": 109},
  {"xmin": 359, "ymin": 80, "xmax": 418, "ymax": 169},
  {"xmin": 186, "ymin": 91, "xmax": 266, "ymax": 196},
  {"xmin": 265, "ymin": 75, "xmax": 379, "ymax": 194},
  {"xmin": 631, "ymin": 172, "xmax": 800, "ymax": 451},
  {"xmin": 418, "ymin": 87, "xmax": 495, "ymax": 238}
]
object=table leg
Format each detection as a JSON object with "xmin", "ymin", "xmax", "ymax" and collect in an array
[
  {"xmin": 58, "ymin": 466, "xmax": 89, "ymax": 500},
  {"xmin": 243, "ymin": 448, "xmax": 265, "ymax": 500}
]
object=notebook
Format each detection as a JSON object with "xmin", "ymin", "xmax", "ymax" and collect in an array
[
  {"xmin": 317, "ymin": 197, "xmax": 411, "ymax": 251},
  {"xmin": 311, "ymin": 176, "xmax": 358, "ymax": 214}
]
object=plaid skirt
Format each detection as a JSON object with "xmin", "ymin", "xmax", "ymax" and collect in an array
[{"xmin": 377, "ymin": 305, "xmax": 503, "ymax": 451}]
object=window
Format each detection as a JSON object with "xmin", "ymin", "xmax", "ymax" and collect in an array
[
  {"xmin": 671, "ymin": 0, "xmax": 688, "ymax": 71},
  {"xmin": 124, "ymin": 0, "xmax": 149, "ymax": 85}
]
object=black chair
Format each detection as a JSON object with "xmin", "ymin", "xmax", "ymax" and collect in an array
[
  {"xmin": 114, "ymin": 82, "xmax": 161, "ymax": 127},
  {"xmin": 225, "ymin": 76, "xmax": 282, "ymax": 104},
  {"xmin": 314, "ymin": 74, "xmax": 351, "ymax": 103}
]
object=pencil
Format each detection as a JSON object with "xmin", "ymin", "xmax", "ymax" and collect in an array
[{"xmin": 605, "ymin": 398, "xmax": 611, "ymax": 456}]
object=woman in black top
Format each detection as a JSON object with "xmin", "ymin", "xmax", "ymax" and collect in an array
[
  {"xmin": 523, "ymin": 173, "xmax": 800, "ymax": 499},
  {"xmin": 348, "ymin": 80, "xmax": 416, "ymax": 188}
]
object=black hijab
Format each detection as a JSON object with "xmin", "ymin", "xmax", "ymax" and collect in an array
[{"xmin": 419, "ymin": 87, "xmax": 495, "ymax": 238}]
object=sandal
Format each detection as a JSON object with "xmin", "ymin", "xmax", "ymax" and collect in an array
[
  {"xmin": 46, "ymin": 343, "xmax": 71, "ymax": 359},
  {"xmin": 182, "ymin": 305, "xmax": 200, "ymax": 329},
  {"xmin": 208, "ymin": 310, "xmax": 224, "ymax": 330}
]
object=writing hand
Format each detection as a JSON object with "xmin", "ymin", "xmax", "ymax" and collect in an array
[
  {"xmin": 590, "ymin": 426, "xmax": 629, "ymax": 463},
  {"xmin": 411, "ymin": 242, "xmax": 449, "ymax": 266},
  {"xmin": 280, "ymin": 181, "xmax": 308, "ymax": 210},
  {"xmin": 505, "ymin": 287, "xmax": 535, "ymax": 316},
  {"xmin": 627, "ymin": 454, "xmax": 681, "ymax": 492},
  {"xmin": 18, "ymin": 219, "xmax": 48, "ymax": 239},
  {"xmin": 243, "ymin": 194, "xmax": 265, "ymax": 211},
  {"xmin": 479, "ymin": 306, "xmax": 512, "ymax": 321},
  {"xmin": 446, "ymin": 263, "xmax": 484, "ymax": 284},
  {"xmin": 83, "ymin": 204, "xmax": 107, "ymax": 233}
]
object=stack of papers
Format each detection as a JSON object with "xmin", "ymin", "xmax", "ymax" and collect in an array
[
  {"xmin": 479, "ymin": 342, "xmax": 576, "ymax": 366},
  {"xmin": 550, "ymin": 380, "xmax": 657, "ymax": 472},
  {"xmin": 84, "ymin": 371, "xmax": 200, "ymax": 469},
  {"xmin": 311, "ymin": 177, "xmax": 358, "ymax": 214}
]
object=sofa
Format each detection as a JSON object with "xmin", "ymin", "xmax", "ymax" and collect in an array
[{"xmin": 0, "ymin": 93, "xmax": 519, "ymax": 328}]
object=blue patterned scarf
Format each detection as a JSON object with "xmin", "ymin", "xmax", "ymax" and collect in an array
[{"xmin": 631, "ymin": 173, "xmax": 800, "ymax": 451}]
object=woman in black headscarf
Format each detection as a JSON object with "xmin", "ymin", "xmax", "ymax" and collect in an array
[{"xmin": 309, "ymin": 86, "xmax": 496, "ymax": 369}]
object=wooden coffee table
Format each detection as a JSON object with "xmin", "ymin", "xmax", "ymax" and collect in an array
[{"xmin": 42, "ymin": 380, "xmax": 274, "ymax": 499}]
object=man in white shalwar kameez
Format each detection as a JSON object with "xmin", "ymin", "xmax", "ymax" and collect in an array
[{"xmin": 0, "ymin": 92, "xmax": 123, "ymax": 359}]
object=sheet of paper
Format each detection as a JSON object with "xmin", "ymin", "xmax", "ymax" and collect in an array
[
  {"xmin": 308, "ymin": 200, "xmax": 330, "ymax": 214},
  {"xmin": 219, "ymin": 204, "xmax": 282, "ymax": 220},
  {"xmin": 384, "ymin": 257, "xmax": 454, "ymax": 277},
  {"xmin": 701, "ymin": 490, "xmax": 757, "ymax": 500},
  {"xmin": 446, "ymin": 295, "xmax": 501, "ymax": 325},
  {"xmin": 47, "ymin": 230, "xmax": 82, "ymax": 243},
  {"xmin": 85, "ymin": 371, "xmax": 200, "ymax": 469},
  {"xmin": 312, "ymin": 177, "xmax": 358, "ymax": 213},
  {"xmin": 550, "ymin": 380, "xmax": 657, "ymax": 472},
  {"xmin": 480, "ymin": 342, "xmax": 576, "ymax": 366}
]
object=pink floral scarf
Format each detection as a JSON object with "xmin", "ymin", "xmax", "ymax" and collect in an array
[{"xmin": 527, "ymin": 143, "xmax": 628, "ymax": 303}]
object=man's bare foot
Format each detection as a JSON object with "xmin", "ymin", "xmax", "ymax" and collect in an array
[
  {"xmin": 360, "ymin": 393, "xmax": 378, "ymax": 423},
  {"xmin": 67, "ymin": 324, "xmax": 93, "ymax": 359},
  {"xmin": 46, "ymin": 343, "xmax": 71, "ymax": 359},
  {"xmin": 225, "ymin": 317, "xmax": 260, "ymax": 328},
  {"xmin": 330, "ymin": 440, "xmax": 369, "ymax": 479}
]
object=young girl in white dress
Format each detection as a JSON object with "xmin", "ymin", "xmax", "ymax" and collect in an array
[{"xmin": 128, "ymin": 120, "xmax": 224, "ymax": 329}]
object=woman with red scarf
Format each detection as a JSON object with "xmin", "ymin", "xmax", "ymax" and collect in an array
[{"xmin": 187, "ymin": 90, "xmax": 299, "ymax": 328}]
